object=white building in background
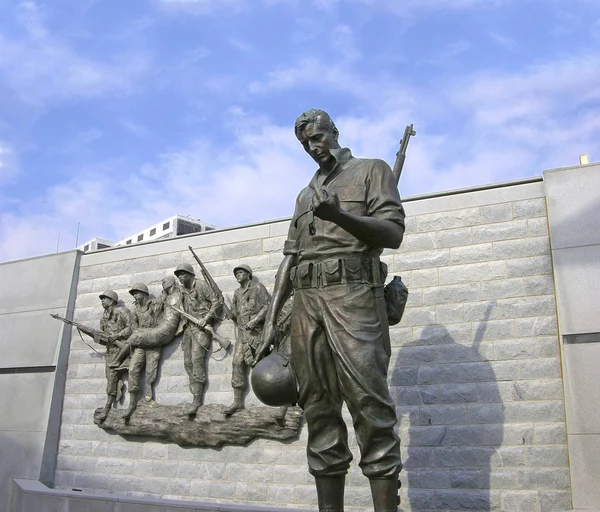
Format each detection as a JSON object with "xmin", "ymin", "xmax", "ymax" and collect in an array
[{"xmin": 78, "ymin": 215, "xmax": 217, "ymax": 253}]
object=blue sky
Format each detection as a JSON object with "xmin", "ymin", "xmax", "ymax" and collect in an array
[{"xmin": 1, "ymin": 0, "xmax": 599, "ymax": 262}]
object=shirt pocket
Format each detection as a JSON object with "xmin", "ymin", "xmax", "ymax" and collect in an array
[{"xmin": 337, "ymin": 185, "xmax": 367, "ymax": 216}]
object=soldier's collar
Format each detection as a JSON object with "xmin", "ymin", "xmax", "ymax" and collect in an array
[{"xmin": 329, "ymin": 147, "xmax": 352, "ymax": 164}]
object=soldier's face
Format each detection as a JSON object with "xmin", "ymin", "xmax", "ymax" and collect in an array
[
  {"xmin": 100, "ymin": 297, "xmax": 113, "ymax": 309},
  {"xmin": 177, "ymin": 272, "xmax": 193, "ymax": 287},
  {"xmin": 235, "ymin": 270, "xmax": 250, "ymax": 284},
  {"xmin": 132, "ymin": 291, "xmax": 147, "ymax": 303},
  {"xmin": 298, "ymin": 122, "xmax": 338, "ymax": 166}
]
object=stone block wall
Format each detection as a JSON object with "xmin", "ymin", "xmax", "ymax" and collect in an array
[{"xmin": 54, "ymin": 180, "xmax": 571, "ymax": 511}]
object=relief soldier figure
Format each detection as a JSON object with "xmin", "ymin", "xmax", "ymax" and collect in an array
[
  {"xmin": 121, "ymin": 283, "xmax": 163, "ymax": 420},
  {"xmin": 223, "ymin": 264, "xmax": 270, "ymax": 416},
  {"xmin": 96, "ymin": 290, "xmax": 133, "ymax": 422},
  {"xmin": 256, "ymin": 109, "xmax": 405, "ymax": 512},
  {"xmin": 175, "ymin": 262, "xmax": 221, "ymax": 416}
]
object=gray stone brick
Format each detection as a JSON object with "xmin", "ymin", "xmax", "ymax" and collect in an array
[
  {"xmin": 342, "ymin": 486, "xmax": 373, "ymax": 508},
  {"xmin": 512, "ymin": 380, "xmax": 564, "ymax": 401},
  {"xmin": 435, "ymin": 490, "xmax": 501, "ymax": 510},
  {"xmin": 416, "ymin": 468, "xmax": 450, "ymax": 488},
  {"xmin": 494, "ymin": 339, "xmax": 538, "ymax": 360},
  {"xmin": 435, "ymin": 304, "xmax": 465, "ymax": 324},
  {"xmin": 235, "ymin": 482, "xmax": 268, "ymax": 501},
  {"xmin": 524, "ymin": 275, "xmax": 555, "ymax": 296},
  {"xmin": 414, "ymin": 207, "xmax": 481, "ymax": 232},
  {"xmin": 518, "ymin": 357, "xmax": 562, "ymax": 379},
  {"xmin": 439, "ymin": 261, "xmax": 507, "ymax": 285},
  {"xmin": 107, "ymin": 442, "xmax": 143, "ymax": 459},
  {"xmin": 420, "ymin": 405, "xmax": 467, "ymax": 425},
  {"xmin": 450, "ymin": 469, "xmax": 494, "ymax": 489},
  {"xmin": 450, "ymin": 243, "xmax": 494, "ymax": 264},
  {"xmin": 435, "ymin": 227, "xmax": 473, "ymax": 248},
  {"xmin": 538, "ymin": 491, "xmax": 572, "ymax": 512},
  {"xmin": 271, "ymin": 465, "xmax": 312, "ymax": 485},
  {"xmin": 413, "ymin": 322, "xmax": 473, "ymax": 345},
  {"xmin": 390, "ymin": 327, "xmax": 414, "ymax": 347},
  {"xmin": 400, "ymin": 488, "xmax": 435, "ymax": 510},
  {"xmin": 395, "ymin": 248, "xmax": 451, "ymax": 271},
  {"xmin": 96, "ymin": 457, "xmax": 134, "ymax": 473},
  {"xmin": 481, "ymin": 278, "xmax": 526, "ymax": 300},
  {"xmin": 480, "ymin": 203, "xmax": 514, "ymax": 224},
  {"xmin": 475, "ymin": 319, "xmax": 515, "ymax": 341},
  {"xmin": 513, "ymin": 197, "xmax": 547, "ymax": 219},
  {"xmin": 224, "ymin": 463, "xmax": 273, "ymax": 483},
  {"xmin": 412, "ymin": 268, "xmax": 439, "ymax": 287},
  {"xmin": 391, "ymin": 366, "xmax": 419, "ymax": 386},
  {"xmin": 262, "ymin": 235, "xmax": 286, "ymax": 253},
  {"xmin": 490, "ymin": 360, "xmax": 521, "ymax": 381},
  {"xmin": 406, "ymin": 288, "xmax": 424, "ymax": 307},
  {"xmin": 79, "ymin": 264, "xmax": 105, "ymax": 280},
  {"xmin": 504, "ymin": 402, "xmax": 565, "ymax": 423},
  {"xmin": 394, "ymin": 345, "xmax": 437, "ymax": 366},
  {"xmin": 472, "ymin": 220, "xmax": 528, "ymax": 243},
  {"xmin": 266, "ymin": 483, "xmax": 296, "ymax": 503},
  {"xmin": 491, "ymin": 446, "xmax": 526, "ymax": 467},
  {"xmin": 295, "ymin": 484, "xmax": 319, "ymax": 505},
  {"xmin": 506, "ymin": 255, "xmax": 553, "ymax": 277},
  {"xmin": 499, "ymin": 296, "xmax": 556, "ymax": 318},
  {"xmin": 59, "ymin": 439, "xmax": 94, "ymax": 456},
  {"xmin": 394, "ymin": 385, "xmax": 438, "ymax": 405},
  {"xmin": 483, "ymin": 423, "xmax": 534, "ymax": 446},
  {"xmin": 537, "ymin": 337, "xmax": 560, "ymax": 358},
  {"xmin": 517, "ymin": 468, "xmax": 570, "ymax": 490},
  {"xmin": 402, "ymin": 447, "xmax": 434, "ymax": 468},
  {"xmin": 435, "ymin": 447, "xmax": 496, "ymax": 467},
  {"xmin": 534, "ymin": 424, "xmax": 567, "ymax": 445},
  {"xmin": 400, "ymin": 307, "xmax": 437, "ymax": 328},
  {"xmin": 501, "ymin": 491, "xmax": 539, "ymax": 512},
  {"xmin": 493, "ymin": 237, "xmax": 550, "ymax": 260},
  {"xmin": 528, "ymin": 216, "xmax": 549, "ymax": 237},
  {"xmin": 56, "ymin": 454, "xmax": 97, "ymax": 473},
  {"xmin": 404, "ymin": 426, "xmax": 447, "ymax": 446},
  {"xmin": 404, "ymin": 233, "xmax": 437, "ymax": 251},
  {"xmin": 437, "ymin": 343, "xmax": 493, "ymax": 363},
  {"xmin": 515, "ymin": 316, "xmax": 558, "ymax": 338},
  {"xmin": 525, "ymin": 446, "xmax": 568, "ymax": 467},
  {"xmin": 423, "ymin": 283, "xmax": 480, "ymax": 305},
  {"xmin": 438, "ymin": 383, "xmax": 478, "ymax": 403},
  {"xmin": 467, "ymin": 403, "xmax": 503, "ymax": 424}
]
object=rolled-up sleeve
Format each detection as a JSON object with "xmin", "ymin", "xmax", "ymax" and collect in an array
[
  {"xmin": 366, "ymin": 159, "xmax": 405, "ymax": 229},
  {"xmin": 283, "ymin": 198, "xmax": 301, "ymax": 257}
]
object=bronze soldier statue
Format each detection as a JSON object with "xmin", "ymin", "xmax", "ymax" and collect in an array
[
  {"xmin": 96, "ymin": 290, "xmax": 133, "ymax": 422},
  {"xmin": 256, "ymin": 109, "xmax": 405, "ymax": 512},
  {"xmin": 121, "ymin": 283, "xmax": 163, "ymax": 420},
  {"xmin": 175, "ymin": 262, "xmax": 221, "ymax": 416},
  {"xmin": 223, "ymin": 264, "xmax": 270, "ymax": 416}
]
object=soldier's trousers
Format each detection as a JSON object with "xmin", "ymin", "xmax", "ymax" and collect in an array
[
  {"xmin": 128, "ymin": 347, "xmax": 161, "ymax": 394},
  {"xmin": 290, "ymin": 283, "xmax": 402, "ymax": 478},
  {"xmin": 182, "ymin": 326, "xmax": 211, "ymax": 395},
  {"xmin": 105, "ymin": 346, "xmax": 121, "ymax": 397},
  {"xmin": 231, "ymin": 329, "xmax": 260, "ymax": 389}
]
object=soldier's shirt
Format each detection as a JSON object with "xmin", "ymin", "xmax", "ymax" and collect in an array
[
  {"xmin": 231, "ymin": 280, "xmax": 270, "ymax": 327},
  {"xmin": 132, "ymin": 297, "xmax": 162, "ymax": 329},
  {"xmin": 99, "ymin": 305, "xmax": 132, "ymax": 340},
  {"xmin": 284, "ymin": 147, "xmax": 405, "ymax": 263},
  {"xmin": 180, "ymin": 279, "xmax": 217, "ymax": 320}
]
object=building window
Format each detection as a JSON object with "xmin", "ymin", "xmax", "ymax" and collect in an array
[
  {"xmin": 150, "ymin": 228, "xmax": 156, "ymax": 236},
  {"xmin": 126, "ymin": 240, "xmax": 132, "ymax": 245},
  {"xmin": 84, "ymin": 244, "xmax": 89, "ymax": 251},
  {"xmin": 205, "ymin": 226, "xmax": 214, "ymax": 231},
  {"xmin": 138, "ymin": 234, "xmax": 144, "ymax": 242},
  {"xmin": 97, "ymin": 243, "xmax": 110, "ymax": 249},
  {"xmin": 163, "ymin": 222, "xmax": 170, "ymax": 230}
]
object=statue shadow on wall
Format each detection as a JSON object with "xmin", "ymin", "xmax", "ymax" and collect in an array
[{"xmin": 393, "ymin": 303, "xmax": 503, "ymax": 511}]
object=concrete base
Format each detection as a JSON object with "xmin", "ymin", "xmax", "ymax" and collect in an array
[{"xmin": 9, "ymin": 479, "xmax": 307, "ymax": 512}]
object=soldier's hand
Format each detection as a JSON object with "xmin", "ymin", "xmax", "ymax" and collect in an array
[
  {"xmin": 253, "ymin": 322, "xmax": 276, "ymax": 366},
  {"xmin": 246, "ymin": 319, "xmax": 258, "ymax": 331},
  {"xmin": 312, "ymin": 186, "xmax": 341, "ymax": 222},
  {"xmin": 198, "ymin": 316, "xmax": 208, "ymax": 329}
]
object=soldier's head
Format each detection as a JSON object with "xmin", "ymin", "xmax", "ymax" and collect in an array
[
  {"xmin": 162, "ymin": 275, "xmax": 177, "ymax": 293},
  {"xmin": 99, "ymin": 290, "xmax": 118, "ymax": 309},
  {"xmin": 233, "ymin": 264, "xmax": 252, "ymax": 285},
  {"xmin": 174, "ymin": 263, "xmax": 195, "ymax": 288},
  {"xmin": 129, "ymin": 283, "xmax": 149, "ymax": 305},
  {"xmin": 294, "ymin": 109, "xmax": 341, "ymax": 167}
]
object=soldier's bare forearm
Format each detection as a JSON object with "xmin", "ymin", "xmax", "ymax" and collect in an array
[
  {"xmin": 329, "ymin": 211, "xmax": 404, "ymax": 249},
  {"xmin": 264, "ymin": 255, "xmax": 295, "ymax": 327}
]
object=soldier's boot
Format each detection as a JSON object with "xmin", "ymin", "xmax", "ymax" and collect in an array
[
  {"xmin": 223, "ymin": 388, "xmax": 245, "ymax": 416},
  {"xmin": 122, "ymin": 392, "xmax": 139, "ymax": 421},
  {"xmin": 97, "ymin": 397, "xmax": 113, "ymax": 422},
  {"xmin": 144, "ymin": 386, "xmax": 154, "ymax": 402},
  {"xmin": 369, "ymin": 476, "xmax": 400, "ymax": 512},
  {"xmin": 184, "ymin": 385, "xmax": 204, "ymax": 416},
  {"xmin": 274, "ymin": 406, "xmax": 288, "ymax": 422},
  {"xmin": 315, "ymin": 475, "xmax": 345, "ymax": 512}
]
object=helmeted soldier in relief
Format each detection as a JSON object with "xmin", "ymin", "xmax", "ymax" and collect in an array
[
  {"xmin": 96, "ymin": 290, "xmax": 132, "ymax": 422},
  {"xmin": 121, "ymin": 283, "xmax": 163, "ymax": 420},
  {"xmin": 223, "ymin": 264, "xmax": 270, "ymax": 416},
  {"xmin": 256, "ymin": 109, "xmax": 405, "ymax": 512},
  {"xmin": 175, "ymin": 262, "xmax": 221, "ymax": 416}
]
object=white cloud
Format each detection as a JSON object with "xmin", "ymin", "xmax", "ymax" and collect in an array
[
  {"xmin": 154, "ymin": 0, "xmax": 247, "ymax": 15},
  {"xmin": 0, "ymin": 142, "xmax": 18, "ymax": 183},
  {"xmin": 0, "ymin": 1, "xmax": 150, "ymax": 105}
]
